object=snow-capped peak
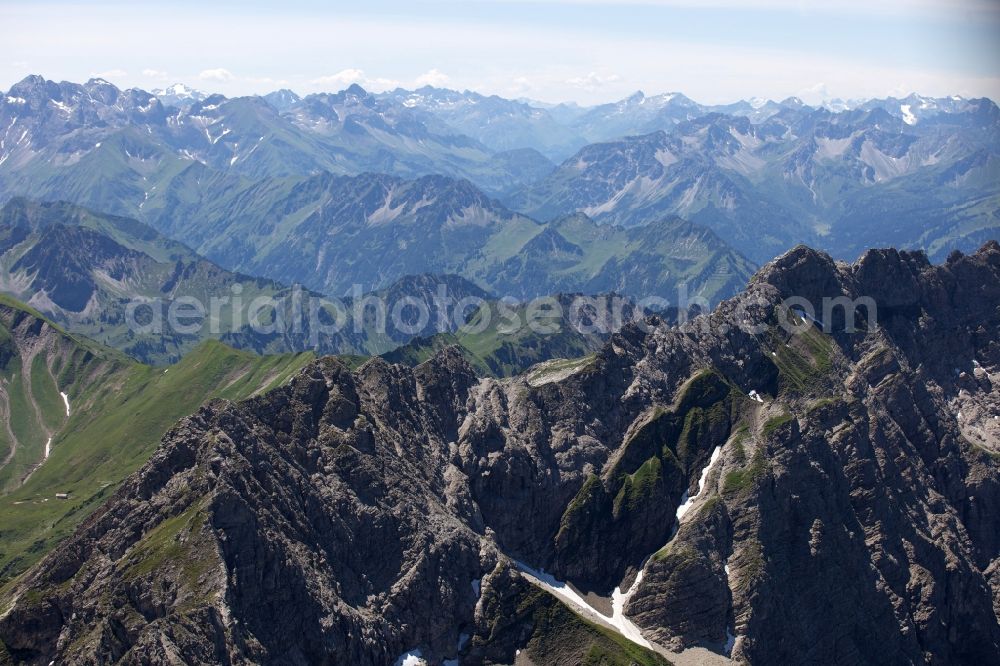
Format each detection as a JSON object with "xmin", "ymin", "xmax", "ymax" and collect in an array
[
  {"xmin": 165, "ymin": 83, "xmax": 195, "ymax": 98},
  {"xmin": 152, "ymin": 83, "xmax": 208, "ymax": 108}
]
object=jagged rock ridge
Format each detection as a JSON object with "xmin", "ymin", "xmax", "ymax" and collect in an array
[{"xmin": 1, "ymin": 241, "xmax": 999, "ymax": 665}]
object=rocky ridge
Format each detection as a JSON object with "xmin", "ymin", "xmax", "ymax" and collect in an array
[{"xmin": 1, "ymin": 241, "xmax": 999, "ymax": 664}]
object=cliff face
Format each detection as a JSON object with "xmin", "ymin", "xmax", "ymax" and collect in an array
[{"xmin": 1, "ymin": 242, "xmax": 999, "ymax": 665}]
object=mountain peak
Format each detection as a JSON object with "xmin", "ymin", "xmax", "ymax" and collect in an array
[
  {"xmin": 344, "ymin": 83, "xmax": 368, "ymax": 97},
  {"xmin": 779, "ymin": 96, "xmax": 807, "ymax": 108},
  {"xmin": 10, "ymin": 73, "xmax": 49, "ymax": 88},
  {"xmin": 164, "ymin": 83, "xmax": 196, "ymax": 96},
  {"xmin": 152, "ymin": 83, "xmax": 207, "ymax": 107},
  {"xmin": 263, "ymin": 88, "xmax": 301, "ymax": 111},
  {"xmin": 7, "ymin": 74, "xmax": 60, "ymax": 98}
]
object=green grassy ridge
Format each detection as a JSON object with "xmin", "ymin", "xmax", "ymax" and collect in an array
[
  {"xmin": 0, "ymin": 299, "xmax": 130, "ymax": 493},
  {"xmin": 761, "ymin": 412, "xmax": 794, "ymax": 438},
  {"xmin": 0, "ymin": 356, "xmax": 60, "ymax": 493},
  {"xmin": 766, "ymin": 310, "xmax": 836, "ymax": 395},
  {"xmin": 379, "ymin": 298, "xmax": 606, "ymax": 378},
  {"xmin": 608, "ymin": 369, "xmax": 736, "ymax": 482},
  {"xmin": 0, "ymin": 298, "xmax": 315, "ymax": 582},
  {"xmin": 613, "ymin": 455, "xmax": 663, "ymax": 517},
  {"xmin": 457, "ymin": 299, "xmax": 603, "ymax": 377},
  {"xmin": 722, "ymin": 448, "xmax": 767, "ymax": 496},
  {"xmin": 551, "ymin": 368, "xmax": 749, "ymax": 585},
  {"xmin": 379, "ymin": 333, "xmax": 493, "ymax": 376},
  {"xmin": 0, "ymin": 294, "xmax": 133, "ymax": 367},
  {"xmin": 554, "ymin": 473, "xmax": 608, "ymax": 548}
]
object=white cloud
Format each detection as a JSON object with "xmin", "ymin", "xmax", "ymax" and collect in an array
[
  {"xmin": 199, "ymin": 68, "xmax": 235, "ymax": 82},
  {"xmin": 367, "ymin": 77, "xmax": 401, "ymax": 90},
  {"xmin": 92, "ymin": 69, "xmax": 127, "ymax": 80},
  {"xmin": 566, "ymin": 71, "xmax": 622, "ymax": 90},
  {"xmin": 310, "ymin": 69, "xmax": 399, "ymax": 92},
  {"xmin": 312, "ymin": 68, "xmax": 365, "ymax": 87},
  {"xmin": 509, "ymin": 76, "xmax": 533, "ymax": 94},
  {"xmin": 797, "ymin": 82, "xmax": 834, "ymax": 105},
  {"xmin": 2, "ymin": 5, "xmax": 996, "ymax": 105},
  {"xmin": 414, "ymin": 68, "xmax": 450, "ymax": 87},
  {"xmin": 887, "ymin": 83, "xmax": 919, "ymax": 98},
  {"xmin": 141, "ymin": 68, "xmax": 169, "ymax": 80}
]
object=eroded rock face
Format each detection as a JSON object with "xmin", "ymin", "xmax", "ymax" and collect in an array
[{"xmin": 2, "ymin": 242, "xmax": 1000, "ymax": 665}]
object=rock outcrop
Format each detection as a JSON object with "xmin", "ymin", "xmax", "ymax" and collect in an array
[{"xmin": 1, "ymin": 242, "xmax": 999, "ymax": 665}]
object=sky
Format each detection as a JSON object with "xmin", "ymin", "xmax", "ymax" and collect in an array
[{"xmin": 2, "ymin": 0, "xmax": 999, "ymax": 105}]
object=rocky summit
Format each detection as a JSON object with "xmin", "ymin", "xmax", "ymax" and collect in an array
[{"xmin": 1, "ymin": 241, "xmax": 999, "ymax": 665}]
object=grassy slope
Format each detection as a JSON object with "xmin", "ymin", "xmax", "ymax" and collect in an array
[
  {"xmin": 381, "ymin": 300, "xmax": 604, "ymax": 377},
  {"xmin": 0, "ymin": 296, "xmax": 315, "ymax": 581}
]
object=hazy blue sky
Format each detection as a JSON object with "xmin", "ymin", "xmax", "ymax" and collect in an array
[{"xmin": 3, "ymin": 0, "xmax": 998, "ymax": 104}]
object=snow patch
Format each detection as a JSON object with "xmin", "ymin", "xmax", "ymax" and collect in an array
[
  {"xmin": 610, "ymin": 569, "xmax": 652, "ymax": 648},
  {"xmin": 900, "ymin": 104, "xmax": 916, "ymax": 125},
  {"xmin": 675, "ymin": 446, "xmax": 722, "ymax": 521},
  {"xmin": 44, "ymin": 437, "xmax": 51, "ymax": 460},
  {"xmin": 514, "ymin": 561, "xmax": 652, "ymax": 648},
  {"xmin": 748, "ymin": 390, "xmax": 764, "ymax": 403},
  {"xmin": 60, "ymin": 392, "xmax": 71, "ymax": 416},
  {"xmin": 394, "ymin": 650, "xmax": 427, "ymax": 666}
]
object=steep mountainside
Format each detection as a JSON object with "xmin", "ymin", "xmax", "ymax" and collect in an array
[
  {"xmin": 0, "ymin": 295, "xmax": 316, "ymax": 582},
  {"xmin": 128, "ymin": 171, "xmax": 753, "ymax": 302},
  {"xmin": 0, "ymin": 198, "xmax": 325, "ymax": 363},
  {"xmin": 509, "ymin": 103, "xmax": 1000, "ymax": 263},
  {"xmin": 0, "ymin": 296, "xmax": 129, "ymax": 495},
  {"xmin": 2, "ymin": 241, "xmax": 998, "ymax": 664},
  {"xmin": 0, "ymin": 199, "xmax": 745, "ymax": 379}
]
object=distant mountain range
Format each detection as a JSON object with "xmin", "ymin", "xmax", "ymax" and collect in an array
[
  {"xmin": 137, "ymin": 171, "xmax": 752, "ymax": 301},
  {"xmin": 0, "ymin": 198, "xmax": 749, "ymax": 364},
  {"xmin": 508, "ymin": 102, "xmax": 1000, "ymax": 262},
  {"xmin": 0, "ymin": 198, "xmax": 343, "ymax": 362},
  {"xmin": 0, "ymin": 76, "xmax": 550, "ymax": 196},
  {"xmin": 0, "ymin": 74, "xmax": 996, "ymax": 273}
]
